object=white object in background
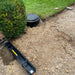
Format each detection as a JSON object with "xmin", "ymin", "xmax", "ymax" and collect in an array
[
  {"xmin": 54, "ymin": 7, "xmax": 59, "ymax": 10},
  {"xmin": 66, "ymin": 7, "xmax": 72, "ymax": 10}
]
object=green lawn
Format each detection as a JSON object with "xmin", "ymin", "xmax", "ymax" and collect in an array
[{"xmin": 23, "ymin": 0, "xmax": 75, "ymax": 19}]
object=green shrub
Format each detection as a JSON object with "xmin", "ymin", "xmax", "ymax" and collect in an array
[{"xmin": 0, "ymin": 0, "xmax": 26, "ymax": 39}]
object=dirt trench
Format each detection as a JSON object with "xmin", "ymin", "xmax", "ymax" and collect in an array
[{"xmin": 0, "ymin": 4, "xmax": 75, "ymax": 75}]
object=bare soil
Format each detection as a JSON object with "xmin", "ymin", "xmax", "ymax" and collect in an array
[
  {"xmin": 0, "ymin": 31, "xmax": 4, "ymax": 39},
  {"xmin": 0, "ymin": 4, "xmax": 75, "ymax": 75}
]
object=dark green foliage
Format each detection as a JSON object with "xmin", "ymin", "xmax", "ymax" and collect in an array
[{"xmin": 0, "ymin": 0, "xmax": 26, "ymax": 39}]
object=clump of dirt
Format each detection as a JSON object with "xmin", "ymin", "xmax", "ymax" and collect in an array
[{"xmin": 0, "ymin": 47, "xmax": 14, "ymax": 65}]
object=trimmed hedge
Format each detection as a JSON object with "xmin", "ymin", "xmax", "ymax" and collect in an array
[{"xmin": 0, "ymin": 0, "xmax": 26, "ymax": 39}]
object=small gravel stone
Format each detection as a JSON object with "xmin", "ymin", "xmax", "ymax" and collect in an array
[{"xmin": 65, "ymin": 69, "xmax": 70, "ymax": 73}]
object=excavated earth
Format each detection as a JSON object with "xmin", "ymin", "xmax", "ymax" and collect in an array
[{"xmin": 0, "ymin": 4, "xmax": 75, "ymax": 75}]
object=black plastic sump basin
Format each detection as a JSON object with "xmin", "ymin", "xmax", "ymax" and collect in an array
[{"xmin": 27, "ymin": 14, "xmax": 40, "ymax": 27}]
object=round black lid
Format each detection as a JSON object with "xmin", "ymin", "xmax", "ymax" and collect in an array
[{"xmin": 27, "ymin": 14, "xmax": 40, "ymax": 22}]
